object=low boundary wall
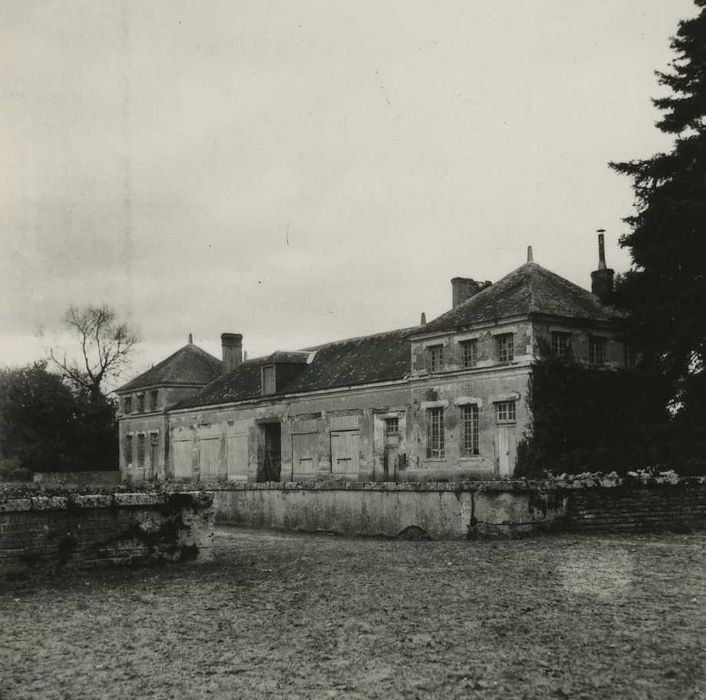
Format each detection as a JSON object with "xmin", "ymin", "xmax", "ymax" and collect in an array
[
  {"xmin": 33, "ymin": 471, "xmax": 122, "ymax": 487},
  {"xmin": 211, "ymin": 480, "xmax": 706, "ymax": 539},
  {"xmin": 213, "ymin": 482, "xmax": 568, "ymax": 538},
  {"xmin": 0, "ymin": 490, "xmax": 215, "ymax": 576}
]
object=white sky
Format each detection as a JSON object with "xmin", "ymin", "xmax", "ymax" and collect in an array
[{"xmin": 0, "ymin": 0, "xmax": 697, "ymax": 381}]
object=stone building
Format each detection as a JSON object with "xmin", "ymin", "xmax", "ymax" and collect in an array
[{"xmin": 117, "ymin": 238, "xmax": 627, "ymax": 483}]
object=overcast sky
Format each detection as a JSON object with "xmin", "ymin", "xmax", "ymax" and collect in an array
[{"xmin": 0, "ymin": 0, "xmax": 697, "ymax": 381}]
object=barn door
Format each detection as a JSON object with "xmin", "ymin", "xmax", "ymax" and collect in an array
[{"xmin": 331, "ymin": 430, "xmax": 360, "ymax": 476}]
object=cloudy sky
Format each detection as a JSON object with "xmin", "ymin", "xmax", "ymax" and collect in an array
[{"xmin": 0, "ymin": 0, "xmax": 697, "ymax": 382}]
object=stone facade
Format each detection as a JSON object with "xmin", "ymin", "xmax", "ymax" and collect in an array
[{"xmin": 117, "ymin": 243, "xmax": 629, "ymax": 484}]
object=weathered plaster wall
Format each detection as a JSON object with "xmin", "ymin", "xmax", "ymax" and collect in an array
[
  {"xmin": 213, "ymin": 482, "xmax": 566, "ymax": 539},
  {"xmin": 167, "ymin": 363, "xmax": 530, "ymax": 484},
  {"xmin": 532, "ymin": 320, "xmax": 625, "ymax": 367},
  {"xmin": 0, "ymin": 490, "xmax": 215, "ymax": 576},
  {"xmin": 212, "ymin": 480, "xmax": 706, "ymax": 539}
]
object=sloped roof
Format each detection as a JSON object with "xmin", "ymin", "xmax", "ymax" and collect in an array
[
  {"xmin": 173, "ymin": 328, "xmax": 414, "ymax": 409},
  {"xmin": 420, "ymin": 262, "xmax": 622, "ymax": 334},
  {"xmin": 117, "ymin": 343, "xmax": 222, "ymax": 393}
]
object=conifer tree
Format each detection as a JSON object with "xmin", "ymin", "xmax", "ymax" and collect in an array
[{"xmin": 610, "ymin": 1, "xmax": 706, "ymax": 407}]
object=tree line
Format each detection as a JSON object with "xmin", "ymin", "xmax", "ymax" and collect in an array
[{"xmin": 0, "ymin": 306, "xmax": 138, "ymax": 480}]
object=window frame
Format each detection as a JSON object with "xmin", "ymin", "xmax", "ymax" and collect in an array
[
  {"xmin": 427, "ymin": 345, "xmax": 444, "ymax": 373},
  {"xmin": 460, "ymin": 339, "xmax": 478, "ymax": 368},
  {"xmin": 589, "ymin": 336, "xmax": 606, "ymax": 366},
  {"xmin": 149, "ymin": 389, "xmax": 159, "ymax": 412},
  {"xmin": 426, "ymin": 406, "xmax": 445, "ymax": 458},
  {"xmin": 460, "ymin": 403, "xmax": 480, "ymax": 457},
  {"xmin": 385, "ymin": 417, "xmax": 399, "ymax": 436},
  {"xmin": 495, "ymin": 400, "xmax": 517, "ymax": 424},
  {"xmin": 123, "ymin": 396, "xmax": 132, "ymax": 414},
  {"xmin": 495, "ymin": 333, "xmax": 515, "ymax": 363},
  {"xmin": 551, "ymin": 331, "xmax": 572, "ymax": 358},
  {"xmin": 136, "ymin": 393, "xmax": 145, "ymax": 413},
  {"xmin": 137, "ymin": 434, "xmax": 146, "ymax": 467},
  {"xmin": 624, "ymin": 343, "xmax": 637, "ymax": 368},
  {"xmin": 124, "ymin": 434, "xmax": 133, "ymax": 465}
]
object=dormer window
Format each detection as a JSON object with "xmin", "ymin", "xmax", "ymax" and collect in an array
[
  {"xmin": 551, "ymin": 332, "xmax": 572, "ymax": 357},
  {"xmin": 262, "ymin": 365, "xmax": 276, "ymax": 395},
  {"xmin": 428, "ymin": 345, "xmax": 443, "ymax": 373}
]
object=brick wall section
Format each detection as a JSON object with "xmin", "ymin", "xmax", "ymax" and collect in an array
[
  {"xmin": 0, "ymin": 491, "xmax": 215, "ymax": 577},
  {"xmin": 566, "ymin": 483, "xmax": 706, "ymax": 532}
]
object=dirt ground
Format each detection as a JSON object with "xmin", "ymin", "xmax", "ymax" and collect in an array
[{"xmin": 1, "ymin": 529, "xmax": 705, "ymax": 699}]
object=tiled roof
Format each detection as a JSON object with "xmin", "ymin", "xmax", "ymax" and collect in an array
[
  {"xmin": 172, "ymin": 328, "xmax": 415, "ymax": 409},
  {"xmin": 117, "ymin": 343, "xmax": 222, "ymax": 393},
  {"xmin": 420, "ymin": 262, "xmax": 622, "ymax": 334}
]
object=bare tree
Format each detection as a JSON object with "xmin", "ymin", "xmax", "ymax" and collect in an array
[{"xmin": 48, "ymin": 305, "xmax": 140, "ymax": 397}]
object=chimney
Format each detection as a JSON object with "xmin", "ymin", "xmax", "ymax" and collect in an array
[
  {"xmin": 591, "ymin": 231, "xmax": 614, "ymax": 304},
  {"xmin": 188, "ymin": 333, "xmax": 193, "ymax": 344},
  {"xmin": 221, "ymin": 333, "xmax": 243, "ymax": 374},
  {"xmin": 527, "ymin": 246, "xmax": 533, "ymax": 262},
  {"xmin": 451, "ymin": 277, "xmax": 481, "ymax": 308},
  {"xmin": 420, "ymin": 312, "xmax": 427, "ymax": 325}
]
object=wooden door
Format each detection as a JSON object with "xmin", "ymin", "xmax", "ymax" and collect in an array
[
  {"xmin": 226, "ymin": 434, "xmax": 248, "ymax": 481},
  {"xmin": 495, "ymin": 424, "xmax": 516, "ymax": 477},
  {"xmin": 173, "ymin": 441, "xmax": 193, "ymax": 479},
  {"xmin": 199, "ymin": 438, "xmax": 221, "ymax": 480},
  {"xmin": 292, "ymin": 433, "xmax": 317, "ymax": 476},
  {"xmin": 331, "ymin": 430, "xmax": 360, "ymax": 476}
]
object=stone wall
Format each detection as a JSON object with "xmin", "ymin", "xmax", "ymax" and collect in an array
[
  {"xmin": 210, "ymin": 479, "xmax": 706, "ymax": 539},
  {"xmin": 0, "ymin": 490, "xmax": 215, "ymax": 577},
  {"xmin": 212, "ymin": 482, "xmax": 567, "ymax": 539},
  {"xmin": 33, "ymin": 471, "xmax": 122, "ymax": 487}
]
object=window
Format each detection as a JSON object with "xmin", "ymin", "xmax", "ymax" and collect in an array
[
  {"xmin": 624, "ymin": 344, "xmax": 637, "ymax": 368},
  {"xmin": 495, "ymin": 334, "xmax": 514, "ymax": 363},
  {"xmin": 137, "ymin": 394, "xmax": 145, "ymax": 413},
  {"xmin": 385, "ymin": 417, "xmax": 399, "ymax": 436},
  {"xmin": 262, "ymin": 366, "xmax": 276, "ymax": 395},
  {"xmin": 461, "ymin": 339, "xmax": 478, "ymax": 368},
  {"xmin": 589, "ymin": 337, "xmax": 606, "ymax": 366},
  {"xmin": 124, "ymin": 435, "xmax": 133, "ymax": 465},
  {"xmin": 124, "ymin": 396, "xmax": 132, "ymax": 414},
  {"xmin": 428, "ymin": 345, "xmax": 443, "ymax": 372},
  {"xmin": 426, "ymin": 407, "xmax": 445, "ymax": 458},
  {"xmin": 460, "ymin": 404, "xmax": 479, "ymax": 456},
  {"xmin": 551, "ymin": 331, "xmax": 572, "ymax": 357},
  {"xmin": 149, "ymin": 390, "xmax": 159, "ymax": 411},
  {"xmin": 137, "ymin": 434, "xmax": 146, "ymax": 467},
  {"xmin": 495, "ymin": 401, "xmax": 516, "ymax": 423}
]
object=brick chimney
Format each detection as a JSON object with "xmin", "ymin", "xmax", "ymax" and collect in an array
[
  {"xmin": 591, "ymin": 231, "xmax": 614, "ymax": 304},
  {"xmin": 221, "ymin": 333, "xmax": 243, "ymax": 374}
]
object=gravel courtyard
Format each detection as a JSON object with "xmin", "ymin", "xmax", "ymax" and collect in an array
[{"xmin": 1, "ymin": 528, "xmax": 705, "ymax": 699}]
